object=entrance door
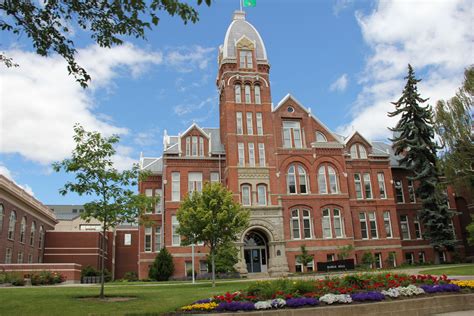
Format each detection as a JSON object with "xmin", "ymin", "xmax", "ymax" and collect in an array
[
  {"xmin": 244, "ymin": 231, "xmax": 268, "ymax": 273},
  {"xmin": 244, "ymin": 248, "xmax": 263, "ymax": 273}
]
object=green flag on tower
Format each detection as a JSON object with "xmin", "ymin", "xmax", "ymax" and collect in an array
[{"xmin": 243, "ymin": 0, "xmax": 256, "ymax": 8}]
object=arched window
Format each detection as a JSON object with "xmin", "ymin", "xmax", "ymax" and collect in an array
[
  {"xmin": 244, "ymin": 84, "xmax": 251, "ymax": 104},
  {"xmin": 254, "ymin": 85, "xmax": 261, "ymax": 104},
  {"xmin": 257, "ymin": 184, "xmax": 267, "ymax": 206},
  {"xmin": 291, "ymin": 208, "xmax": 312, "ymax": 240},
  {"xmin": 38, "ymin": 225, "xmax": 44, "ymax": 249},
  {"xmin": 235, "ymin": 84, "xmax": 242, "ymax": 103},
  {"xmin": 241, "ymin": 184, "xmax": 251, "ymax": 206},
  {"xmin": 30, "ymin": 221, "xmax": 36, "ymax": 246},
  {"xmin": 316, "ymin": 131, "xmax": 327, "ymax": 142},
  {"xmin": 318, "ymin": 165, "xmax": 339, "ymax": 194},
  {"xmin": 287, "ymin": 164, "xmax": 308, "ymax": 194},
  {"xmin": 8, "ymin": 210, "xmax": 16, "ymax": 240},
  {"xmin": 350, "ymin": 144, "xmax": 368, "ymax": 159},
  {"xmin": 0, "ymin": 204, "xmax": 4, "ymax": 233},
  {"xmin": 20, "ymin": 216, "xmax": 26, "ymax": 243}
]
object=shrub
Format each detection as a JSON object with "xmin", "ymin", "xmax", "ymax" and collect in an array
[
  {"xmin": 81, "ymin": 265, "xmax": 99, "ymax": 277},
  {"xmin": 31, "ymin": 271, "xmax": 66, "ymax": 285},
  {"xmin": 362, "ymin": 252, "xmax": 375, "ymax": 269},
  {"xmin": 291, "ymin": 280, "xmax": 316, "ymax": 295},
  {"xmin": 149, "ymin": 246, "xmax": 174, "ymax": 281},
  {"xmin": 9, "ymin": 273, "xmax": 25, "ymax": 286},
  {"xmin": 123, "ymin": 271, "xmax": 138, "ymax": 282},
  {"xmin": 0, "ymin": 272, "xmax": 8, "ymax": 284}
]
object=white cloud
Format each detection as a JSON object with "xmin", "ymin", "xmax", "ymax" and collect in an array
[
  {"xmin": 165, "ymin": 46, "xmax": 215, "ymax": 72},
  {"xmin": 0, "ymin": 43, "xmax": 162, "ymax": 165},
  {"xmin": 338, "ymin": 0, "xmax": 472, "ymax": 140},
  {"xmin": 333, "ymin": 0, "xmax": 354, "ymax": 16},
  {"xmin": 0, "ymin": 163, "xmax": 35, "ymax": 196},
  {"xmin": 330, "ymin": 74, "xmax": 348, "ymax": 92},
  {"xmin": 112, "ymin": 145, "xmax": 138, "ymax": 171},
  {"xmin": 173, "ymin": 96, "xmax": 216, "ymax": 116}
]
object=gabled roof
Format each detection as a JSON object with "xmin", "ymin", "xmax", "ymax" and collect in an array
[
  {"xmin": 140, "ymin": 156, "xmax": 163, "ymax": 173},
  {"xmin": 162, "ymin": 124, "xmax": 224, "ymax": 155},
  {"xmin": 372, "ymin": 141, "xmax": 402, "ymax": 167},
  {"xmin": 273, "ymin": 93, "xmax": 343, "ymax": 144},
  {"xmin": 344, "ymin": 130, "xmax": 373, "ymax": 146},
  {"xmin": 180, "ymin": 122, "xmax": 210, "ymax": 139}
]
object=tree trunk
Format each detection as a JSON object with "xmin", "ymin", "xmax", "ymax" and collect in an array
[
  {"xmin": 211, "ymin": 248, "xmax": 216, "ymax": 288},
  {"xmin": 99, "ymin": 223, "xmax": 106, "ymax": 299}
]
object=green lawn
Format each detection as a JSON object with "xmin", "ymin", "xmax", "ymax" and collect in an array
[
  {"xmin": 419, "ymin": 264, "xmax": 474, "ymax": 276},
  {"xmin": 0, "ymin": 281, "xmax": 251, "ymax": 316}
]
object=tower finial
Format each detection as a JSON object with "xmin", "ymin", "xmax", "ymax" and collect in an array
[{"xmin": 233, "ymin": 10, "xmax": 246, "ymax": 21}]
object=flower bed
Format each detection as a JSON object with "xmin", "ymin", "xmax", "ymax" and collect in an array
[{"xmin": 179, "ymin": 273, "xmax": 472, "ymax": 313}]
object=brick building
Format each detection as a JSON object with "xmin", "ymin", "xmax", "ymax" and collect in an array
[{"xmin": 137, "ymin": 11, "xmax": 467, "ymax": 279}]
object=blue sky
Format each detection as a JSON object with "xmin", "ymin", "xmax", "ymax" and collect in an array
[{"xmin": 0, "ymin": 0, "xmax": 471, "ymax": 204}]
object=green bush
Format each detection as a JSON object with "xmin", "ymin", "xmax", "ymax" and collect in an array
[
  {"xmin": 31, "ymin": 271, "xmax": 66, "ymax": 285},
  {"xmin": 81, "ymin": 265, "xmax": 99, "ymax": 277},
  {"xmin": 123, "ymin": 271, "xmax": 138, "ymax": 282},
  {"xmin": 9, "ymin": 273, "xmax": 25, "ymax": 286},
  {"xmin": 0, "ymin": 272, "xmax": 8, "ymax": 284},
  {"xmin": 290, "ymin": 280, "xmax": 315, "ymax": 294},
  {"xmin": 246, "ymin": 279, "xmax": 294, "ymax": 299},
  {"xmin": 149, "ymin": 247, "xmax": 174, "ymax": 281}
]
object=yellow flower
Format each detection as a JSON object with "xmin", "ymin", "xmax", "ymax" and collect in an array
[
  {"xmin": 181, "ymin": 302, "xmax": 218, "ymax": 311},
  {"xmin": 450, "ymin": 280, "xmax": 474, "ymax": 289}
]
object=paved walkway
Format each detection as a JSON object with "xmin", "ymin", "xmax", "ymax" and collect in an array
[{"xmin": 434, "ymin": 311, "xmax": 474, "ymax": 315}]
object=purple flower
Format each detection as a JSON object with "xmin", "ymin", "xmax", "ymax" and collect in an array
[
  {"xmin": 351, "ymin": 291, "xmax": 385, "ymax": 302},
  {"xmin": 421, "ymin": 284, "xmax": 460, "ymax": 293},
  {"xmin": 193, "ymin": 298, "xmax": 212, "ymax": 304},
  {"xmin": 216, "ymin": 301, "xmax": 255, "ymax": 311},
  {"xmin": 286, "ymin": 297, "xmax": 320, "ymax": 307}
]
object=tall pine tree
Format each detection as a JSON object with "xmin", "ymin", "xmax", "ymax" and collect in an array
[{"xmin": 389, "ymin": 64, "xmax": 456, "ymax": 250}]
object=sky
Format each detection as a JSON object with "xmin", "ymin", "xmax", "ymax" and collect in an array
[{"xmin": 0, "ymin": 0, "xmax": 472, "ymax": 204}]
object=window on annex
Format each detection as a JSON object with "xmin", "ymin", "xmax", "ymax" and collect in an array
[
  {"xmin": 257, "ymin": 184, "xmax": 267, "ymax": 206},
  {"xmin": 241, "ymin": 184, "xmax": 251, "ymax": 206},
  {"xmin": 377, "ymin": 173, "xmax": 387, "ymax": 199},
  {"xmin": 155, "ymin": 226, "xmax": 161, "ymax": 252},
  {"xmin": 0, "ymin": 204, "xmax": 4, "ymax": 234},
  {"xmin": 210, "ymin": 172, "xmax": 220, "ymax": 183},
  {"xmin": 350, "ymin": 144, "xmax": 368, "ymax": 159},
  {"xmin": 333, "ymin": 209, "xmax": 343, "ymax": 238},
  {"xmin": 394, "ymin": 180, "xmax": 404, "ymax": 203},
  {"xmin": 29, "ymin": 221, "xmax": 36, "ymax": 246},
  {"xmin": 282, "ymin": 121, "xmax": 303, "ymax": 148},
  {"xmin": 38, "ymin": 225, "xmax": 44, "ymax": 249},
  {"xmin": 172, "ymin": 216, "xmax": 180, "ymax": 246},
  {"xmin": 8, "ymin": 210, "xmax": 16, "ymax": 240},
  {"xmin": 405, "ymin": 252, "xmax": 414, "ymax": 265},
  {"xmin": 327, "ymin": 254, "xmax": 335, "ymax": 262},
  {"xmin": 414, "ymin": 215, "xmax": 422, "ymax": 239},
  {"xmin": 239, "ymin": 50, "xmax": 253, "ymax": 69},
  {"xmin": 145, "ymin": 189, "xmax": 153, "ymax": 214},
  {"xmin": 315, "ymin": 131, "xmax": 327, "ymax": 142},
  {"xmin": 287, "ymin": 164, "xmax": 308, "ymax": 194},
  {"xmin": 124, "ymin": 233, "xmax": 132, "ymax": 246},
  {"xmin": 383, "ymin": 211, "xmax": 393, "ymax": 238},
  {"xmin": 400, "ymin": 215, "xmax": 410, "ymax": 240},
  {"xmin": 172, "ymin": 172, "xmax": 180, "ymax": 201},
  {"xmin": 254, "ymin": 85, "xmax": 261, "ymax": 104},
  {"xmin": 234, "ymin": 85, "xmax": 242, "ymax": 103},
  {"xmin": 188, "ymin": 172, "xmax": 203, "ymax": 194},
  {"xmin": 17, "ymin": 251, "xmax": 24, "ymax": 264},
  {"xmin": 144, "ymin": 227, "xmax": 152, "ymax": 252},
  {"xmin": 19, "ymin": 216, "xmax": 26, "ymax": 243},
  {"xmin": 5, "ymin": 248, "xmax": 12, "ymax": 264},
  {"xmin": 291, "ymin": 209, "xmax": 301, "ymax": 239},
  {"xmin": 407, "ymin": 180, "xmax": 416, "ymax": 203},
  {"xmin": 155, "ymin": 189, "xmax": 163, "ymax": 214},
  {"xmin": 318, "ymin": 165, "xmax": 339, "ymax": 194},
  {"xmin": 374, "ymin": 253, "xmax": 382, "ymax": 269}
]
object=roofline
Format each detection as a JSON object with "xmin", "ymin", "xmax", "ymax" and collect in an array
[{"xmin": 344, "ymin": 130, "xmax": 373, "ymax": 146}]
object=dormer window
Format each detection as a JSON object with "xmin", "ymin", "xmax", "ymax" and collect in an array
[
  {"xmin": 316, "ymin": 131, "xmax": 327, "ymax": 142},
  {"xmin": 186, "ymin": 136, "xmax": 205, "ymax": 157},
  {"xmin": 350, "ymin": 143, "xmax": 368, "ymax": 159},
  {"xmin": 239, "ymin": 50, "xmax": 253, "ymax": 68}
]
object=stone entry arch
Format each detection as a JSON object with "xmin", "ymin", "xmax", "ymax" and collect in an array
[{"xmin": 243, "ymin": 230, "xmax": 269, "ymax": 273}]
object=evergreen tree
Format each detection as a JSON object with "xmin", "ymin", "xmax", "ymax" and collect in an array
[
  {"xmin": 389, "ymin": 64, "xmax": 456, "ymax": 250},
  {"xmin": 149, "ymin": 247, "xmax": 174, "ymax": 281}
]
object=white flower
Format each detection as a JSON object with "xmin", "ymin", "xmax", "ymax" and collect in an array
[
  {"xmin": 396, "ymin": 285, "xmax": 425, "ymax": 296},
  {"xmin": 320, "ymin": 293, "xmax": 352, "ymax": 304},
  {"xmin": 271, "ymin": 298, "xmax": 286, "ymax": 308},
  {"xmin": 381, "ymin": 288, "xmax": 400, "ymax": 298},
  {"xmin": 255, "ymin": 300, "xmax": 272, "ymax": 310}
]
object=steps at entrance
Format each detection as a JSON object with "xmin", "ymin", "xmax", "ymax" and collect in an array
[{"xmin": 247, "ymin": 272, "xmax": 269, "ymax": 279}]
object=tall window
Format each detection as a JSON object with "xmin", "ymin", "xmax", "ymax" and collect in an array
[
  {"xmin": 350, "ymin": 144, "xmax": 368, "ymax": 159},
  {"xmin": 17, "ymin": 252, "xmax": 24, "ymax": 264},
  {"xmin": 172, "ymin": 216, "xmax": 180, "ymax": 246},
  {"xmin": 291, "ymin": 210, "xmax": 300, "ymax": 239},
  {"xmin": 235, "ymin": 85, "xmax": 242, "ymax": 103},
  {"xmin": 287, "ymin": 164, "xmax": 308, "ymax": 194},
  {"xmin": 185, "ymin": 137, "xmax": 190, "ymax": 156},
  {"xmin": 238, "ymin": 143, "xmax": 245, "ymax": 166},
  {"xmin": 188, "ymin": 172, "xmax": 203, "ymax": 193},
  {"xmin": 257, "ymin": 184, "xmax": 267, "ymax": 206},
  {"xmin": 359, "ymin": 213, "xmax": 368, "ymax": 239},
  {"xmin": 418, "ymin": 251, "xmax": 425, "ymax": 263},
  {"xmin": 254, "ymin": 85, "xmax": 261, "ymax": 104},
  {"xmin": 155, "ymin": 189, "xmax": 162, "ymax": 214},
  {"xmin": 318, "ymin": 165, "xmax": 339, "ymax": 194},
  {"xmin": 248, "ymin": 143, "xmax": 255, "ymax": 166},
  {"xmin": 124, "ymin": 233, "xmax": 132, "ymax": 246},
  {"xmin": 244, "ymin": 84, "xmax": 251, "ymax": 103},
  {"xmin": 210, "ymin": 172, "xmax": 220, "ymax": 183},
  {"xmin": 246, "ymin": 112, "xmax": 253, "ymax": 134},
  {"xmin": 38, "ymin": 225, "xmax": 44, "ymax": 249},
  {"xmin": 145, "ymin": 189, "xmax": 153, "ymax": 214},
  {"xmin": 0, "ymin": 204, "xmax": 3, "ymax": 233},
  {"xmin": 368, "ymin": 212, "xmax": 378, "ymax": 238},
  {"xmin": 377, "ymin": 173, "xmax": 387, "ymax": 199},
  {"xmin": 256, "ymin": 113, "xmax": 263, "ymax": 135},
  {"xmin": 8, "ymin": 210, "xmax": 16, "ymax": 240},
  {"xmin": 302, "ymin": 210, "xmax": 312, "ymax": 239},
  {"xmin": 354, "ymin": 173, "xmax": 363, "ymax": 199},
  {"xmin": 239, "ymin": 50, "xmax": 253, "ymax": 68},
  {"xmin": 5, "ymin": 248, "xmax": 12, "ymax": 264},
  {"xmin": 144, "ymin": 227, "xmax": 152, "ymax": 252},
  {"xmin": 316, "ymin": 131, "xmax": 327, "ymax": 142},
  {"xmin": 172, "ymin": 172, "xmax": 180, "ymax": 201},
  {"xmin": 282, "ymin": 121, "xmax": 302, "ymax": 148},
  {"xmin": 191, "ymin": 136, "xmax": 198, "ymax": 156},
  {"xmin": 258, "ymin": 143, "xmax": 266, "ymax": 166},
  {"xmin": 30, "ymin": 221, "xmax": 36, "ymax": 246},
  {"xmin": 405, "ymin": 252, "xmax": 414, "ymax": 265},
  {"xmin": 414, "ymin": 215, "xmax": 422, "ymax": 239},
  {"xmin": 374, "ymin": 253, "xmax": 382, "ymax": 269},
  {"xmin": 322, "ymin": 209, "xmax": 332, "ymax": 238},
  {"xmin": 394, "ymin": 180, "xmax": 404, "ymax": 203},
  {"xmin": 400, "ymin": 215, "xmax": 410, "ymax": 240},
  {"xmin": 241, "ymin": 184, "xmax": 251, "ymax": 206},
  {"xmin": 333, "ymin": 209, "xmax": 343, "ymax": 238},
  {"xmin": 407, "ymin": 180, "xmax": 416, "ymax": 203},
  {"xmin": 363, "ymin": 173, "xmax": 373, "ymax": 199},
  {"xmin": 236, "ymin": 112, "xmax": 243, "ymax": 134},
  {"xmin": 383, "ymin": 211, "xmax": 393, "ymax": 238},
  {"xmin": 199, "ymin": 137, "xmax": 204, "ymax": 156},
  {"xmin": 155, "ymin": 226, "xmax": 161, "ymax": 252},
  {"xmin": 19, "ymin": 216, "xmax": 26, "ymax": 243}
]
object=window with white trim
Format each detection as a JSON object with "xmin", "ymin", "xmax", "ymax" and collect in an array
[
  {"xmin": 375, "ymin": 253, "xmax": 382, "ymax": 269},
  {"xmin": 29, "ymin": 221, "xmax": 36, "ymax": 246},
  {"xmin": 238, "ymin": 143, "xmax": 245, "ymax": 166},
  {"xmin": 256, "ymin": 112, "xmax": 263, "ymax": 135},
  {"xmin": 172, "ymin": 172, "xmax": 180, "ymax": 201},
  {"xmin": 291, "ymin": 209, "xmax": 300, "ymax": 239},
  {"xmin": 405, "ymin": 252, "xmax": 414, "ymax": 265},
  {"xmin": 155, "ymin": 189, "xmax": 162, "ymax": 214},
  {"xmin": 172, "ymin": 216, "xmax": 180, "ymax": 246},
  {"xmin": 394, "ymin": 180, "xmax": 404, "ymax": 203},
  {"xmin": 0, "ymin": 204, "xmax": 4, "ymax": 234},
  {"xmin": 302, "ymin": 209, "xmax": 312, "ymax": 239},
  {"xmin": 236, "ymin": 112, "xmax": 243, "ymax": 134},
  {"xmin": 17, "ymin": 251, "xmax": 23, "ymax": 264},
  {"xmin": 258, "ymin": 143, "xmax": 265, "ymax": 166},
  {"xmin": 248, "ymin": 143, "xmax": 255, "ymax": 166},
  {"xmin": 244, "ymin": 84, "xmax": 251, "ymax": 103},
  {"xmin": 155, "ymin": 226, "xmax": 161, "ymax": 252},
  {"xmin": 414, "ymin": 215, "xmax": 422, "ymax": 239},
  {"xmin": 333, "ymin": 208, "xmax": 343, "ymax": 238},
  {"xmin": 350, "ymin": 144, "xmax": 368, "ymax": 159},
  {"xmin": 188, "ymin": 172, "xmax": 203, "ymax": 194},
  {"xmin": 287, "ymin": 164, "xmax": 308, "ymax": 194},
  {"xmin": 318, "ymin": 166, "xmax": 327, "ymax": 194},
  {"xmin": 19, "ymin": 216, "xmax": 26, "ymax": 243},
  {"xmin": 5, "ymin": 248, "xmax": 12, "ymax": 264},
  {"xmin": 235, "ymin": 84, "xmax": 242, "ymax": 103},
  {"xmin": 318, "ymin": 165, "xmax": 339, "ymax": 194},
  {"xmin": 241, "ymin": 184, "xmax": 251, "ymax": 206},
  {"xmin": 38, "ymin": 225, "xmax": 44, "ymax": 249},
  {"xmin": 124, "ymin": 233, "xmax": 132, "ymax": 246},
  {"xmin": 368, "ymin": 212, "xmax": 378, "ymax": 238},
  {"xmin": 199, "ymin": 137, "xmax": 204, "ymax": 156},
  {"xmin": 363, "ymin": 173, "xmax": 373, "ymax": 199},
  {"xmin": 322, "ymin": 208, "xmax": 332, "ymax": 238},
  {"xmin": 239, "ymin": 50, "xmax": 253, "ymax": 68},
  {"xmin": 316, "ymin": 131, "xmax": 327, "ymax": 142},
  {"xmin": 254, "ymin": 85, "xmax": 261, "ymax": 104},
  {"xmin": 145, "ymin": 189, "xmax": 153, "ymax": 214},
  {"xmin": 28, "ymin": 254, "xmax": 33, "ymax": 263},
  {"xmin": 377, "ymin": 173, "xmax": 387, "ymax": 199},
  {"xmin": 383, "ymin": 211, "xmax": 393, "ymax": 238},
  {"xmin": 407, "ymin": 180, "xmax": 416, "ymax": 203},
  {"xmin": 359, "ymin": 213, "xmax": 368, "ymax": 239},
  {"xmin": 257, "ymin": 184, "xmax": 267, "ymax": 206},
  {"xmin": 354, "ymin": 173, "xmax": 363, "ymax": 199},
  {"xmin": 210, "ymin": 172, "xmax": 220, "ymax": 183},
  {"xmin": 295, "ymin": 257, "xmax": 314, "ymax": 272},
  {"xmin": 191, "ymin": 136, "xmax": 198, "ymax": 156},
  {"xmin": 144, "ymin": 227, "xmax": 152, "ymax": 252},
  {"xmin": 8, "ymin": 210, "xmax": 16, "ymax": 240},
  {"xmin": 246, "ymin": 112, "xmax": 253, "ymax": 135},
  {"xmin": 186, "ymin": 137, "xmax": 190, "ymax": 156},
  {"xmin": 282, "ymin": 121, "xmax": 303, "ymax": 148},
  {"xmin": 400, "ymin": 215, "xmax": 410, "ymax": 240}
]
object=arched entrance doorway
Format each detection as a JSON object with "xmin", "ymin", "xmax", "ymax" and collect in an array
[{"xmin": 244, "ymin": 230, "xmax": 269, "ymax": 273}]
